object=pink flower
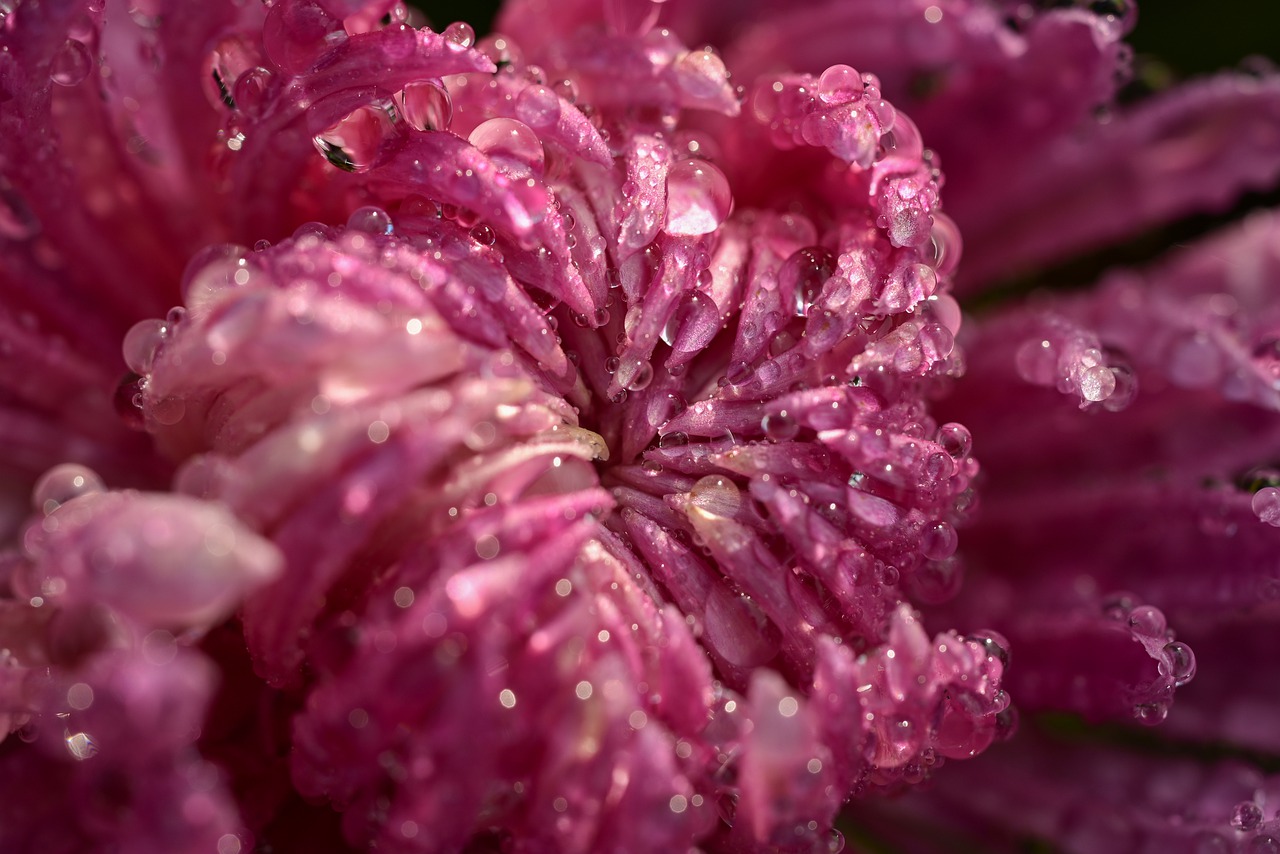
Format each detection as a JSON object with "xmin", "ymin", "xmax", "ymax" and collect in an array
[{"xmin": 0, "ymin": 1, "xmax": 1275, "ymax": 852}]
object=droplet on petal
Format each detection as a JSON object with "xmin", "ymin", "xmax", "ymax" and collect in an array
[
  {"xmin": 399, "ymin": 80, "xmax": 453, "ymax": 132},
  {"xmin": 778, "ymin": 246, "xmax": 837, "ymax": 317},
  {"xmin": 663, "ymin": 159, "xmax": 731, "ymax": 236},
  {"xmin": 817, "ymin": 64, "xmax": 863, "ymax": 104},
  {"xmin": 33, "ymin": 464, "xmax": 105, "ymax": 515},
  {"xmin": 1252, "ymin": 486, "xmax": 1280, "ymax": 526},
  {"xmin": 50, "ymin": 39, "xmax": 92, "ymax": 87},
  {"xmin": 514, "ymin": 84, "xmax": 560, "ymax": 130},
  {"xmin": 469, "ymin": 118, "xmax": 545, "ymax": 179},
  {"xmin": 442, "ymin": 21, "xmax": 475, "ymax": 49}
]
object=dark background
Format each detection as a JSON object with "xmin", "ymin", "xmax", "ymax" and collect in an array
[{"xmin": 409, "ymin": 0, "xmax": 1280, "ymax": 78}]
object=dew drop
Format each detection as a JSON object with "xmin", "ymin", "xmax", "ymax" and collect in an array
[
  {"xmin": 663, "ymin": 159, "xmax": 731, "ymax": 236},
  {"xmin": 778, "ymin": 246, "xmax": 837, "ymax": 317},
  {"xmin": 313, "ymin": 104, "xmax": 395, "ymax": 173},
  {"xmin": 616, "ymin": 358, "xmax": 654, "ymax": 391},
  {"xmin": 33, "ymin": 464, "xmax": 105, "ymax": 515},
  {"xmin": 469, "ymin": 117, "xmax": 545, "ymax": 179},
  {"xmin": 262, "ymin": 0, "xmax": 343, "ymax": 75},
  {"xmin": 762, "ymin": 411, "xmax": 799, "ymax": 441},
  {"xmin": 122, "ymin": 318, "xmax": 169, "ymax": 375},
  {"xmin": 1127, "ymin": 605, "xmax": 1167, "ymax": 637},
  {"xmin": 515, "ymin": 84, "xmax": 560, "ymax": 129},
  {"xmin": 1078, "ymin": 364, "xmax": 1116, "ymax": 402},
  {"xmin": 920, "ymin": 521, "xmax": 957, "ymax": 560},
  {"xmin": 1161, "ymin": 641, "xmax": 1196, "ymax": 686},
  {"xmin": 470, "ymin": 223, "xmax": 496, "ymax": 246},
  {"xmin": 232, "ymin": 67, "xmax": 272, "ymax": 115},
  {"xmin": 181, "ymin": 244, "xmax": 249, "ymax": 311},
  {"xmin": 399, "ymin": 80, "xmax": 453, "ymax": 131},
  {"xmin": 1252, "ymin": 487, "xmax": 1280, "ymax": 527},
  {"xmin": 936, "ymin": 423, "xmax": 971, "ymax": 458},
  {"xmin": 51, "ymin": 39, "xmax": 92, "ymax": 87},
  {"xmin": 659, "ymin": 431, "xmax": 689, "ymax": 450},
  {"xmin": 1231, "ymin": 801, "xmax": 1263, "ymax": 832},
  {"xmin": 817, "ymin": 64, "xmax": 863, "ymax": 104},
  {"xmin": 347, "ymin": 205, "xmax": 393, "ymax": 235},
  {"xmin": 442, "ymin": 21, "xmax": 475, "ymax": 48}
]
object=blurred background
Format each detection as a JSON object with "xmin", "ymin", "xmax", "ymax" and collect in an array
[{"xmin": 407, "ymin": 0, "xmax": 1280, "ymax": 78}]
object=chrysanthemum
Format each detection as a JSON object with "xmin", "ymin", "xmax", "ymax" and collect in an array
[{"xmin": 0, "ymin": 1, "xmax": 1276, "ymax": 852}]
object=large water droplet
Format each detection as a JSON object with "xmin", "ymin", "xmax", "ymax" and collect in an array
[
  {"xmin": 442, "ymin": 21, "xmax": 475, "ymax": 48},
  {"xmin": 1252, "ymin": 486, "xmax": 1280, "ymax": 526},
  {"xmin": 920, "ymin": 521, "xmax": 957, "ymax": 560},
  {"xmin": 1231, "ymin": 801, "xmax": 1264, "ymax": 832},
  {"xmin": 347, "ymin": 205, "xmax": 393, "ymax": 235},
  {"xmin": 313, "ymin": 104, "xmax": 396, "ymax": 173},
  {"xmin": 122, "ymin": 318, "xmax": 169, "ymax": 375},
  {"xmin": 663, "ymin": 159, "xmax": 731, "ymax": 236},
  {"xmin": 817, "ymin": 64, "xmax": 863, "ymax": 104},
  {"xmin": 514, "ymin": 84, "xmax": 560, "ymax": 130},
  {"xmin": 1161, "ymin": 641, "xmax": 1196, "ymax": 686},
  {"xmin": 469, "ymin": 117, "xmax": 545, "ymax": 179},
  {"xmin": 181, "ymin": 244, "xmax": 249, "ymax": 311},
  {"xmin": 936, "ymin": 423, "xmax": 971, "ymax": 458},
  {"xmin": 761, "ymin": 411, "xmax": 799, "ymax": 441},
  {"xmin": 51, "ymin": 39, "xmax": 92, "ymax": 87},
  {"xmin": 399, "ymin": 80, "xmax": 452, "ymax": 131},
  {"xmin": 616, "ymin": 358, "xmax": 654, "ymax": 391},
  {"xmin": 33, "ymin": 464, "xmax": 105, "ymax": 515},
  {"xmin": 263, "ymin": 0, "xmax": 344, "ymax": 75},
  {"xmin": 778, "ymin": 246, "xmax": 837, "ymax": 317},
  {"xmin": 203, "ymin": 35, "xmax": 260, "ymax": 109}
]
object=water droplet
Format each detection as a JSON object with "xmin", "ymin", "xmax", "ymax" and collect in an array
[
  {"xmin": 1127, "ymin": 605, "xmax": 1166, "ymax": 637},
  {"xmin": 616, "ymin": 358, "xmax": 654, "ymax": 391},
  {"xmin": 396, "ymin": 79, "xmax": 453, "ymax": 132},
  {"xmin": 663, "ymin": 159, "xmax": 731, "ymax": 237},
  {"xmin": 817, "ymin": 64, "xmax": 863, "ymax": 104},
  {"xmin": 33, "ymin": 464, "xmax": 105, "ymax": 514},
  {"xmin": 1161, "ymin": 641, "xmax": 1196, "ymax": 686},
  {"xmin": 515, "ymin": 84, "xmax": 560, "ymax": 129},
  {"xmin": 778, "ymin": 246, "xmax": 837, "ymax": 317},
  {"xmin": 936, "ymin": 423, "xmax": 971, "ymax": 458},
  {"xmin": 659, "ymin": 431, "xmax": 689, "ymax": 450},
  {"xmin": 313, "ymin": 104, "xmax": 395, "ymax": 173},
  {"xmin": 442, "ymin": 21, "xmax": 475, "ymax": 48},
  {"xmin": 122, "ymin": 318, "xmax": 169, "ymax": 375},
  {"xmin": 1014, "ymin": 338, "xmax": 1058, "ymax": 386},
  {"xmin": 724, "ymin": 361, "xmax": 752, "ymax": 386},
  {"xmin": 672, "ymin": 47, "xmax": 729, "ymax": 101},
  {"xmin": 51, "ymin": 39, "xmax": 92, "ymax": 87},
  {"xmin": 1252, "ymin": 487, "xmax": 1280, "ymax": 526},
  {"xmin": 1134, "ymin": 701, "xmax": 1168, "ymax": 725},
  {"xmin": 181, "ymin": 244, "xmax": 249, "ymax": 311},
  {"xmin": 1232, "ymin": 801, "xmax": 1264, "ymax": 832},
  {"xmin": 202, "ymin": 35, "xmax": 261, "ymax": 109},
  {"xmin": 469, "ymin": 117, "xmax": 545, "ymax": 179},
  {"xmin": 263, "ymin": 0, "xmax": 344, "ymax": 75},
  {"xmin": 470, "ymin": 223, "xmax": 496, "ymax": 246},
  {"xmin": 1078, "ymin": 363, "xmax": 1116, "ymax": 402},
  {"xmin": 762, "ymin": 411, "xmax": 799, "ymax": 441},
  {"xmin": 346, "ymin": 206, "xmax": 393, "ymax": 236},
  {"xmin": 920, "ymin": 521, "xmax": 957, "ymax": 560},
  {"xmin": 232, "ymin": 67, "xmax": 272, "ymax": 115}
]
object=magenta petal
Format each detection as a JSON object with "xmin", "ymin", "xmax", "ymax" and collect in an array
[{"xmin": 958, "ymin": 74, "xmax": 1280, "ymax": 288}]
